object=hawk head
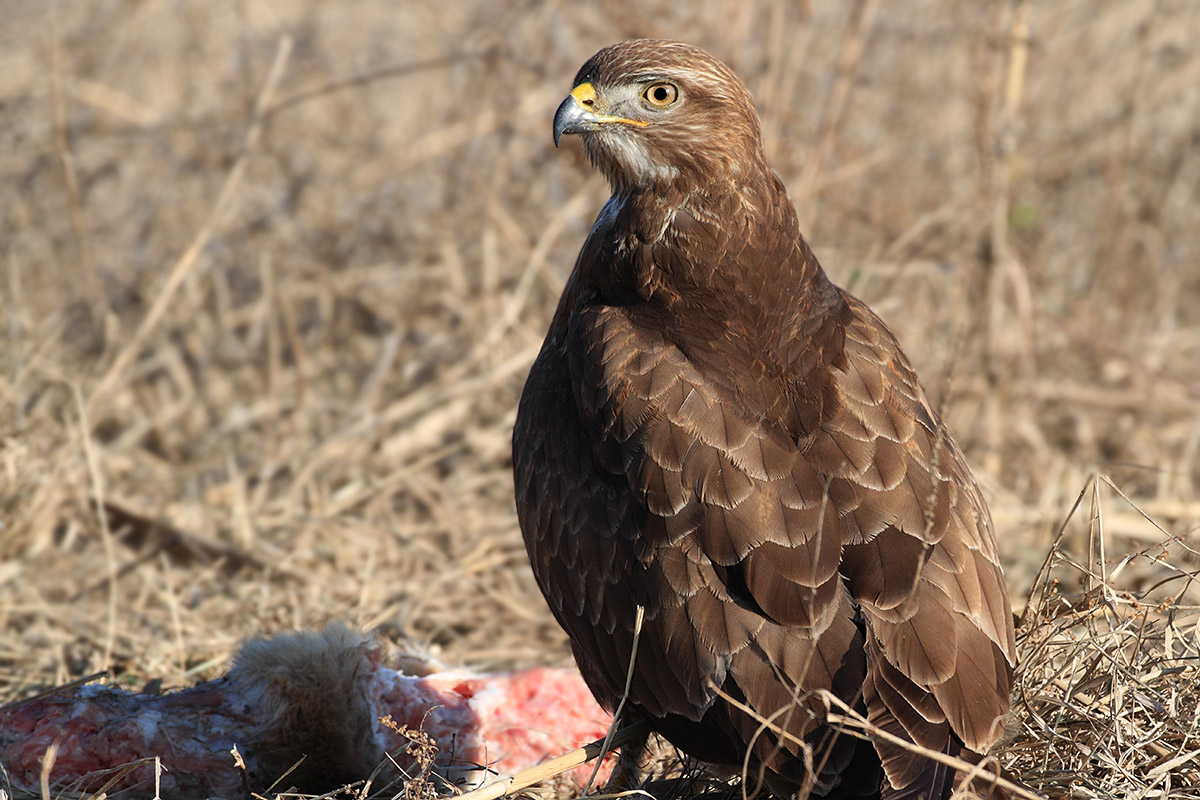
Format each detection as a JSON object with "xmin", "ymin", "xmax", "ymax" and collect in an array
[{"xmin": 553, "ymin": 40, "xmax": 769, "ymax": 195}]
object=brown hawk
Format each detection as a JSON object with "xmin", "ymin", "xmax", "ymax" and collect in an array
[{"xmin": 513, "ymin": 40, "xmax": 1016, "ymax": 800}]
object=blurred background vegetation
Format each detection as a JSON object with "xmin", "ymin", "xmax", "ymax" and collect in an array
[{"xmin": 1, "ymin": 2, "xmax": 1198, "ymax": 781}]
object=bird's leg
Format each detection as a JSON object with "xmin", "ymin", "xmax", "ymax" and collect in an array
[{"xmin": 605, "ymin": 725, "xmax": 652, "ymax": 791}]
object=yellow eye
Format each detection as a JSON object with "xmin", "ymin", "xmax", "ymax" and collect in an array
[{"xmin": 642, "ymin": 82, "xmax": 679, "ymax": 108}]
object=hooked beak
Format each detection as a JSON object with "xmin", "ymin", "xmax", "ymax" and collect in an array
[
  {"xmin": 553, "ymin": 93, "xmax": 591, "ymax": 147},
  {"xmin": 553, "ymin": 82, "xmax": 648, "ymax": 147}
]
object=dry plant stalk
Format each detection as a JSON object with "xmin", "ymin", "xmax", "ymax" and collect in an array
[{"xmin": 1007, "ymin": 477, "xmax": 1200, "ymax": 799}]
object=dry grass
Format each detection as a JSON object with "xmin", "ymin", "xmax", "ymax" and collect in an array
[
  {"xmin": 1006, "ymin": 478, "xmax": 1200, "ymax": 798},
  {"xmin": 2, "ymin": 1, "xmax": 1199, "ymax": 797}
]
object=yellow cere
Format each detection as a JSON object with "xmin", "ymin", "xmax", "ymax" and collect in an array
[
  {"xmin": 570, "ymin": 82, "xmax": 598, "ymax": 106},
  {"xmin": 571, "ymin": 81, "xmax": 649, "ymax": 127}
]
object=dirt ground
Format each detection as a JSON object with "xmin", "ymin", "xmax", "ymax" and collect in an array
[{"xmin": 2, "ymin": 1, "xmax": 1199, "ymax": 797}]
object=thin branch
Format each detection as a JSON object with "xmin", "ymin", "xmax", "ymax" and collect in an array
[{"xmin": 88, "ymin": 35, "xmax": 294, "ymax": 412}]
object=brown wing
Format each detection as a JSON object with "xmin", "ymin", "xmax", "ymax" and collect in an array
[
  {"xmin": 514, "ymin": 280, "xmax": 1014, "ymax": 797},
  {"xmin": 829, "ymin": 297, "xmax": 1016, "ymax": 796},
  {"xmin": 516, "ymin": 283, "xmax": 869, "ymax": 787}
]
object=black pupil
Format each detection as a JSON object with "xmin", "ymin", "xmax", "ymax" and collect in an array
[{"xmin": 653, "ymin": 86, "xmax": 670, "ymax": 102}]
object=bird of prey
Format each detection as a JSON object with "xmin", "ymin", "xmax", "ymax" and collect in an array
[{"xmin": 513, "ymin": 40, "xmax": 1016, "ymax": 800}]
